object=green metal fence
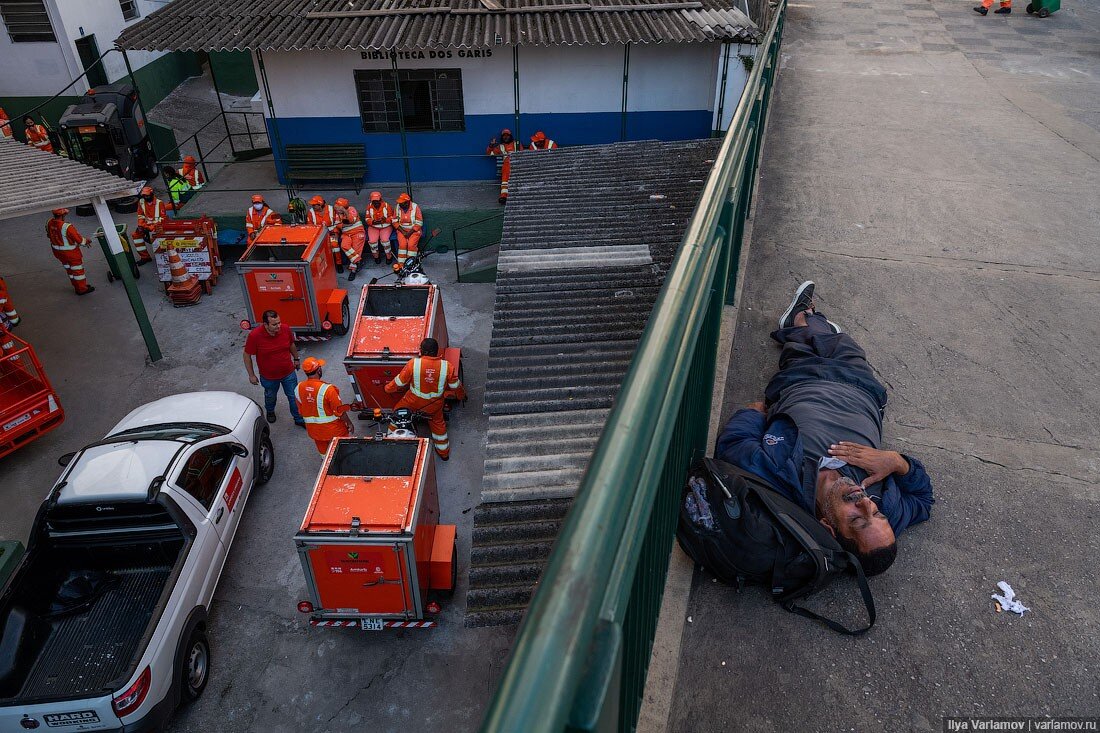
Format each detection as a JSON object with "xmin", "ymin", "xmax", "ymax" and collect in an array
[{"xmin": 478, "ymin": 3, "xmax": 787, "ymax": 731}]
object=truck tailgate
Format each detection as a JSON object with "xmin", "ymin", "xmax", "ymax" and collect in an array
[
  {"xmin": 19, "ymin": 566, "xmax": 170, "ymax": 699},
  {"xmin": 0, "ymin": 695, "xmax": 117, "ymax": 731}
]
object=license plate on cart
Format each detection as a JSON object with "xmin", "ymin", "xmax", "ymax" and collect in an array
[{"xmin": 361, "ymin": 618, "xmax": 385, "ymax": 631}]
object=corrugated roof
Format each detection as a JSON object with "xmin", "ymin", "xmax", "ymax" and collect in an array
[
  {"xmin": 115, "ymin": 0, "xmax": 758, "ymax": 52},
  {"xmin": 465, "ymin": 138, "xmax": 720, "ymax": 626},
  {"xmin": 0, "ymin": 138, "xmax": 140, "ymax": 220}
]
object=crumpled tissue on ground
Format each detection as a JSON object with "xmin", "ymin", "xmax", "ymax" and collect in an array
[{"xmin": 991, "ymin": 581, "xmax": 1029, "ymax": 615}]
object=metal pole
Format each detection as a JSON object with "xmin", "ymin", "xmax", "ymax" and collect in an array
[
  {"xmin": 512, "ymin": 45, "xmax": 521, "ymax": 141},
  {"xmin": 206, "ymin": 52, "xmax": 237, "ymax": 157},
  {"xmin": 620, "ymin": 42, "xmax": 630, "ymax": 142},
  {"xmin": 255, "ymin": 50, "xmax": 287, "ymax": 185},
  {"xmin": 91, "ymin": 196, "xmax": 162, "ymax": 362},
  {"xmin": 715, "ymin": 43, "xmax": 732, "ymax": 135},
  {"xmin": 391, "ymin": 53, "xmax": 413, "ymax": 196},
  {"xmin": 194, "ymin": 135, "xmax": 208, "ymax": 200}
]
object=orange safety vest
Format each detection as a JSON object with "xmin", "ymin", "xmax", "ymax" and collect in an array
[
  {"xmin": 394, "ymin": 203, "xmax": 422, "ymax": 233},
  {"xmin": 295, "ymin": 378, "xmax": 350, "ymax": 439},
  {"xmin": 246, "ymin": 205, "xmax": 277, "ymax": 232},
  {"xmin": 366, "ymin": 202, "xmax": 392, "ymax": 229},
  {"xmin": 25, "ymin": 124, "xmax": 52, "ymax": 152},
  {"xmin": 338, "ymin": 206, "xmax": 363, "ymax": 232},
  {"xmin": 308, "ymin": 205, "xmax": 335, "ymax": 228},
  {"xmin": 181, "ymin": 163, "xmax": 205, "ymax": 187},
  {"xmin": 530, "ymin": 140, "xmax": 558, "ymax": 150},
  {"xmin": 46, "ymin": 220, "xmax": 84, "ymax": 251},
  {"xmin": 0, "ymin": 109, "xmax": 10, "ymax": 139},
  {"xmin": 390, "ymin": 356, "xmax": 460, "ymax": 402},
  {"xmin": 137, "ymin": 197, "xmax": 168, "ymax": 228}
]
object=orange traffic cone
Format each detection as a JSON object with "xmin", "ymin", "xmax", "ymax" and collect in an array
[{"xmin": 165, "ymin": 248, "xmax": 202, "ymax": 307}]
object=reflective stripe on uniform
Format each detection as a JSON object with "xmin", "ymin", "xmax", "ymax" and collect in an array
[
  {"xmin": 52, "ymin": 222, "xmax": 78, "ymax": 251},
  {"xmin": 298, "ymin": 382, "xmax": 340, "ymax": 424},
  {"xmin": 411, "ymin": 358, "xmax": 448, "ymax": 400}
]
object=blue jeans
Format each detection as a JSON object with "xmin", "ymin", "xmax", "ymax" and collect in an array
[{"xmin": 260, "ymin": 371, "xmax": 303, "ymax": 423}]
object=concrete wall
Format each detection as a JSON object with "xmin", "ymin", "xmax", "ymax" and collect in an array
[{"xmin": 257, "ymin": 42, "xmax": 728, "ymax": 181}]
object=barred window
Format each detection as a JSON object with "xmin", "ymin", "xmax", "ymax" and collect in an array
[
  {"xmin": 1, "ymin": 0, "xmax": 56, "ymax": 42},
  {"xmin": 119, "ymin": 0, "xmax": 139, "ymax": 21},
  {"xmin": 355, "ymin": 69, "xmax": 465, "ymax": 134}
]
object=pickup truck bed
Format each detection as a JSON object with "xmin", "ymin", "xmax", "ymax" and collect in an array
[
  {"xmin": 0, "ymin": 531, "xmax": 184, "ymax": 704},
  {"xmin": 19, "ymin": 565, "xmax": 171, "ymax": 698}
]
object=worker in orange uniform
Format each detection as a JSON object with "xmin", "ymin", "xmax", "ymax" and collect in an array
[
  {"xmin": 365, "ymin": 191, "xmax": 394, "ymax": 265},
  {"xmin": 486, "ymin": 129, "xmax": 522, "ymax": 204},
  {"xmin": 246, "ymin": 194, "xmax": 281, "ymax": 242},
  {"xmin": 385, "ymin": 338, "xmax": 463, "ymax": 461},
  {"xmin": 132, "ymin": 186, "xmax": 170, "ymax": 265},
  {"xmin": 333, "ymin": 197, "xmax": 365, "ymax": 281},
  {"xmin": 391, "ymin": 193, "xmax": 423, "ymax": 264},
  {"xmin": 529, "ymin": 131, "xmax": 559, "ymax": 151},
  {"xmin": 0, "ymin": 107, "xmax": 11, "ymax": 138},
  {"xmin": 22, "ymin": 116, "xmax": 53, "ymax": 154},
  {"xmin": 179, "ymin": 154, "xmax": 206, "ymax": 189},
  {"xmin": 295, "ymin": 357, "xmax": 357, "ymax": 455},
  {"xmin": 0, "ymin": 275, "xmax": 20, "ymax": 328},
  {"xmin": 0, "ymin": 326, "xmax": 15, "ymax": 357},
  {"xmin": 45, "ymin": 209, "xmax": 95, "ymax": 296},
  {"xmin": 307, "ymin": 195, "xmax": 343, "ymax": 272},
  {"xmin": 973, "ymin": 0, "xmax": 1009, "ymax": 12}
]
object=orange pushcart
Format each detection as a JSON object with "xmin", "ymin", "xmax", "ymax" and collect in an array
[
  {"xmin": 237, "ymin": 224, "xmax": 349, "ymax": 335},
  {"xmin": 294, "ymin": 436, "xmax": 456, "ymax": 629},
  {"xmin": 0, "ymin": 330, "xmax": 64, "ymax": 460}
]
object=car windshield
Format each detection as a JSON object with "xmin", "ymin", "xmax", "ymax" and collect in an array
[{"xmin": 107, "ymin": 422, "xmax": 227, "ymax": 443}]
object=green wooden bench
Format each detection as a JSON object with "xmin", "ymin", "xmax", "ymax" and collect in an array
[{"xmin": 285, "ymin": 143, "xmax": 368, "ymax": 193}]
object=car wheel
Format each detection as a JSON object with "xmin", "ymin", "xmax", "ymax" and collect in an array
[
  {"xmin": 330, "ymin": 298, "xmax": 350, "ymax": 336},
  {"xmin": 180, "ymin": 628, "xmax": 210, "ymax": 703},
  {"xmin": 256, "ymin": 430, "xmax": 275, "ymax": 485}
]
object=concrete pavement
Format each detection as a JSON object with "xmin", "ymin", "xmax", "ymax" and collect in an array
[
  {"xmin": 667, "ymin": 0, "xmax": 1100, "ymax": 729},
  {"xmin": 0, "ymin": 203, "xmax": 507, "ymax": 731}
]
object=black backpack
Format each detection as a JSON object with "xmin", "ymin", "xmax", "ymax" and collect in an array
[{"xmin": 677, "ymin": 457, "xmax": 876, "ymax": 635}]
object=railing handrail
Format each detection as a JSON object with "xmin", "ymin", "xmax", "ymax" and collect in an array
[{"xmin": 478, "ymin": 1, "xmax": 786, "ymax": 730}]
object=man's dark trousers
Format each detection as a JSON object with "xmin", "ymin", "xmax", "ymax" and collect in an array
[{"xmin": 765, "ymin": 313, "xmax": 888, "ymax": 412}]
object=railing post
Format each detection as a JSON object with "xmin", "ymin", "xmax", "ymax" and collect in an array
[{"xmin": 206, "ymin": 54, "xmax": 238, "ymax": 157}]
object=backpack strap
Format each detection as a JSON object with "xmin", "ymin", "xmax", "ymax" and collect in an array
[{"xmin": 783, "ymin": 553, "xmax": 876, "ymax": 635}]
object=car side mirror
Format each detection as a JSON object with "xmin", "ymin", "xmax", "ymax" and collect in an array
[
  {"xmin": 433, "ymin": 243, "xmax": 450, "ymax": 254},
  {"xmin": 229, "ymin": 443, "xmax": 249, "ymax": 458},
  {"xmin": 58, "ymin": 451, "xmax": 77, "ymax": 467}
]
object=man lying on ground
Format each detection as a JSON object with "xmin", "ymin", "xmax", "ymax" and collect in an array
[{"xmin": 716, "ymin": 281, "xmax": 934, "ymax": 576}]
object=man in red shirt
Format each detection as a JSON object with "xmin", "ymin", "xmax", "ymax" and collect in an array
[{"xmin": 243, "ymin": 309, "xmax": 305, "ymax": 426}]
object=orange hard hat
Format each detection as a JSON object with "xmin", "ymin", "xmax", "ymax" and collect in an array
[
  {"xmin": 301, "ymin": 356, "xmax": 325, "ymax": 374},
  {"xmin": 501, "ymin": 128, "xmax": 512, "ymax": 136},
  {"xmin": 369, "ymin": 191, "xmax": 382, "ymax": 202},
  {"xmin": 531, "ymin": 131, "xmax": 546, "ymax": 142},
  {"xmin": 183, "ymin": 154, "xmax": 196, "ymax": 163},
  {"xmin": 140, "ymin": 186, "xmax": 153, "ymax": 196},
  {"xmin": 334, "ymin": 197, "xmax": 350, "ymax": 208},
  {"xmin": 309, "ymin": 195, "xmax": 325, "ymax": 206},
  {"xmin": 251, "ymin": 194, "xmax": 264, "ymax": 204},
  {"xmin": 396, "ymin": 193, "xmax": 411, "ymax": 204},
  {"xmin": 51, "ymin": 208, "xmax": 68, "ymax": 216}
]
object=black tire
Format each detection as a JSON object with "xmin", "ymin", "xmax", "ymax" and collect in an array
[
  {"xmin": 330, "ymin": 298, "xmax": 350, "ymax": 336},
  {"xmin": 107, "ymin": 272, "xmax": 115, "ymax": 283},
  {"xmin": 255, "ymin": 430, "xmax": 275, "ymax": 485},
  {"xmin": 1038, "ymin": 6, "xmax": 1049, "ymax": 15},
  {"xmin": 110, "ymin": 195, "xmax": 139, "ymax": 214},
  {"xmin": 180, "ymin": 628, "xmax": 210, "ymax": 704},
  {"xmin": 74, "ymin": 203, "xmax": 95, "ymax": 217},
  {"xmin": 130, "ymin": 262, "xmax": 141, "ymax": 279},
  {"xmin": 1025, "ymin": 3, "xmax": 1034, "ymax": 11}
]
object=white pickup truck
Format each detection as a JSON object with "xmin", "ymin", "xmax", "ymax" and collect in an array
[{"xmin": 0, "ymin": 392, "xmax": 273, "ymax": 732}]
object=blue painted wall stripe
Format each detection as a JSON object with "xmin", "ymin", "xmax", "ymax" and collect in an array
[{"xmin": 269, "ymin": 110, "xmax": 712, "ymax": 182}]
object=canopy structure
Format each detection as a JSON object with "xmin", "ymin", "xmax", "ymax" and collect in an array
[
  {"xmin": 0, "ymin": 137, "xmax": 159, "ymax": 361},
  {"xmin": 115, "ymin": 0, "xmax": 759, "ymax": 53}
]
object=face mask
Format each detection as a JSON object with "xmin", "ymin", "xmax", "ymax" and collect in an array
[
  {"xmin": 253, "ymin": 203, "xmax": 263, "ymax": 210},
  {"xmin": 142, "ymin": 195, "xmax": 152, "ymax": 202}
]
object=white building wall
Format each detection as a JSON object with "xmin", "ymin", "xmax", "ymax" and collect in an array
[
  {"xmin": 0, "ymin": 0, "xmax": 169, "ymax": 98},
  {"xmin": 259, "ymin": 43, "xmax": 721, "ymax": 119}
]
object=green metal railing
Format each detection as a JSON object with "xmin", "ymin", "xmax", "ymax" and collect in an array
[{"xmin": 478, "ymin": 3, "xmax": 787, "ymax": 731}]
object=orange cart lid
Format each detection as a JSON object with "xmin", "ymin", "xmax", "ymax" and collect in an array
[
  {"xmin": 253, "ymin": 224, "xmax": 324, "ymax": 247},
  {"xmin": 346, "ymin": 285, "xmax": 437, "ymax": 360},
  {"xmin": 299, "ymin": 438, "xmax": 429, "ymax": 534}
]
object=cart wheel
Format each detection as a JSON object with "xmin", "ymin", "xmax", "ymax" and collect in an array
[
  {"xmin": 1038, "ymin": 6, "xmax": 1049, "ymax": 15},
  {"xmin": 358, "ymin": 410, "xmax": 371, "ymax": 421},
  {"xmin": 130, "ymin": 262, "xmax": 140, "ymax": 279},
  {"xmin": 1025, "ymin": 3, "xmax": 1033, "ymax": 11},
  {"xmin": 107, "ymin": 272, "xmax": 115, "ymax": 283},
  {"xmin": 330, "ymin": 298, "xmax": 350, "ymax": 336},
  {"xmin": 202, "ymin": 280, "xmax": 213, "ymax": 295}
]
